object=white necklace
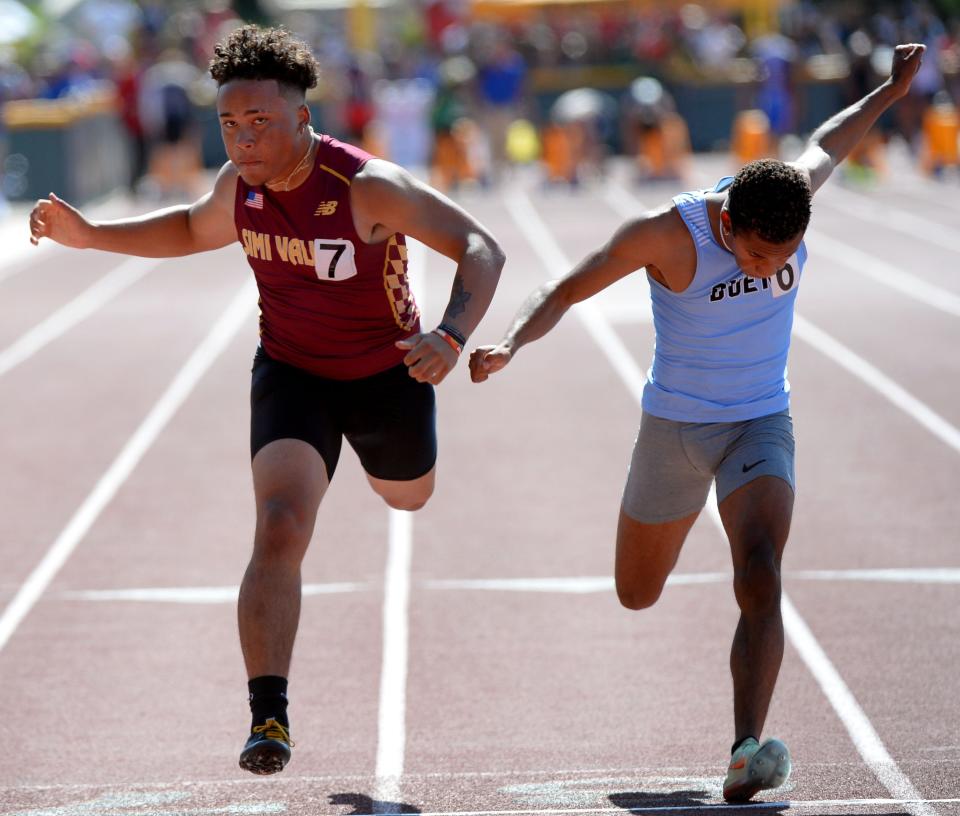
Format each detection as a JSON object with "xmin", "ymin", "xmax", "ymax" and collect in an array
[{"xmin": 268, "ymin": 129, "xmax": 315, "ymax": 191}]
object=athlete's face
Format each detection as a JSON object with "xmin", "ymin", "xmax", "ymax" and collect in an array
[
  {"xmin": 720, "ymin": 212, "xmax": 803, "ymax": 279},
  {"xmin": 217, "ymin": 79, "xmax": 309, "ymax": 187}
]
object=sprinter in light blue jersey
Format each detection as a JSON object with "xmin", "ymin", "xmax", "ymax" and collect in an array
[{"xmin": 469, "ymin": 43, "xmax": 925, "ymax": 803}]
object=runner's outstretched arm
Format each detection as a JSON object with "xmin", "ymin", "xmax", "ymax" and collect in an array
[
  {"xmin": 469, "ymin": 205, "xmax": 683, "ymax": 383},
  {"xmin": 792, "ymin": 43, "xmax": 925, "ymax": 193},
  {"xmin": 350, "ymin": 159, "xmax": 506, "ymax": 384},
  {"xmin": 28, "ymin": 161, "xmax": 239, "ymax": 256}
]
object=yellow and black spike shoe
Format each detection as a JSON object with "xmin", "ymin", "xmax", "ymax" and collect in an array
[{"xmin": 239, "ymin": 718, "xmax": 294, "ymax": 775}]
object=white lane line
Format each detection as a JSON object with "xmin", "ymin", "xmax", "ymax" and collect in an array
[
  {"xmin": 329, "ymin": 798, "xmax": 960, "ymax": 816},
  {"xmin": 375, "ymin": 509, "xmax": 414, "ymax": 807},
  {"xmin": 430, "ymin": 577, "xmax": 616, "ymax": 593},
  {"xmin": 792, "ymin": 314, "xmax": 960, "ymax": 454},
  {"xmin": 792, "ymin": 567, "xmax": 960, "ymax": 583},
  {"xmin": 0, "ymin": 279, "xmax": 257, "ymax": 653},
  {"xmin": 611, "ymin": 173, "xmax": 960, "ymax": 320},
  {"xmin": 4, "ymin": 790, "xmax": 286, "ymax": 816},
  {"xmin": 604, "ymin": 183, "xmax": 960, "ymax": 454},
  {"xmin": 0, "ymin": 214, "xmax": 55, "ymax": 282},
  {"xmin": 702, "ymin": 491, "xmax": 936, "ymax": 816},
  {"xmin": 426, "ymin": 567, "xmax": 960, "ymax": 593},
  {"xmin": 371, "ymin": 236, "xmax": 424, "ymax": 811},
  {"xmin": 781, "ymin": 591, "xmax": 936, "ymax": 813},
  {"xmin": 0, "ymin": 244, "xmax": 55, "ymax": 284},
  {"xmin": 61, "ymin": 582, "xmax": 367, "ymax": 603},
  {"xmin": 49, "ymin": 567, "xmax": 960, "ymax": 604},
  {"xmin": 5, "ymin": 791, "xmax": 960, "ymax": 816},
  {"xmin": 502, "ymin": 188, "xmax": 646, "ymax": 406},
  {"xmin": 820, "ymin": 185, "xmax": 960, "ymax": 255},
  {"xmin": 504, "ymin": 185, "xmax": 935, "ymax": 816},
  {"xmin": 426, "ymin": 575, "xmax": 724, "ymax": 593},
  {"xmin": 805, "ymin": 229, "xmax": 960, "ymax": 319},
  {"xmin": 0, "ymin": 256, "xmax": 159, "ymax": 378}
]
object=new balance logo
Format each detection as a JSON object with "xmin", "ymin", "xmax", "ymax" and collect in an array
[{"xmin": 314, "ymin": 201, "xmax": 338, "ymax": 216}]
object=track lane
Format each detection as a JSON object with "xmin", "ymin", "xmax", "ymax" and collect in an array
[
  {"xmin": 0, "ymin": 248, "xmax": 248, "ymax": 600},
  {"xmin": 0, "ymin": 158, "xmax": 956, "ymax": 815},
  {"xmin": 404, "ymin": 182, "xmax": 900, "ymax": 808},
  {"xmin": 496, "ymin": 177, "xmax": 960, "ymax": 812}
]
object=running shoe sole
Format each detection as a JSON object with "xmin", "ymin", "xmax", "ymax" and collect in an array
[
  {"xmin": 239, "ymin": 740, "xmax": 291, "ymax": 775},
  {"xmin": 723, "ymin": 738, "xmax": 791, "ymax": 803}
]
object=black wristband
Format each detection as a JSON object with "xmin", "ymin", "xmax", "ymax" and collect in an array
[{"xmin": 437, "ymin": 322, "xmax": 467, "ymax": 347}]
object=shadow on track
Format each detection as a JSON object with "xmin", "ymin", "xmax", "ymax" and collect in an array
[
  {"xmin": 611, "ymin": 789, "xmax": 788, "ymax": 814},
  {"xmin": 328, "ymin": 792, "xmax": 422, "ymax": 815},
  {"xmin": 611, "ymin": 791, "xmax": 911, "ymax": 816},
  {"xmin": 611, "ymin": 789, "xmax": 728, "ymax": 813}
]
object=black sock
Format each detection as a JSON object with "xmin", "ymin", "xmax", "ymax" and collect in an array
[
  {"xmin": 731, "ymin": 735, "xmax": 757, "ymax": 755},
  {"xmin": 248, "ymin": 675, "xmax": 289, "ymax": 729}
]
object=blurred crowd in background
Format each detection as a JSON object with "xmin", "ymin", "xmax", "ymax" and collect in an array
[{"xmin": 0, "ymin": 0, "xmax": 958, "ymax": 209}]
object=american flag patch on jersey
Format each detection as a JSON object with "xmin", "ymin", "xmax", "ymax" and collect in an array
[{"xmin": 245, "ymin": 190, "xmax": 264, "ymax": 209}]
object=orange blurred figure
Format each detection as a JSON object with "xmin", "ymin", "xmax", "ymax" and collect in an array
[
  {"xmin": 920, "ymin": 95, "xmax": 959, "ymax": 175},
  {"xmin": 731, "ymin": 109, "xmax": 775, "ymax": 164}
]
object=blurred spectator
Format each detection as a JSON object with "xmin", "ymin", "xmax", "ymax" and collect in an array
[
  {"xmin": 622, "ymin": 77, "xmax": 690, "ymax": 182},
  {"xmin": 546, "ymin": 87, "xmax": 617, "ymax": 186},
  {"xmin": 372, "ymin": 77, "xmax": 435, "ymax": 168},
  {"xmin": 896, "ymin": 3, "xmax": 948, "ymax": 149},
  {"xmin": 430, "ymin": 54, "xmax": 490, "ymax": 190},
  {"xmin": 751, "ymin": 32, "xmax": 799, "ymax": 137},
  {"xmin": 475, "ymin": 34, "xmax": 527, "ymax": 178},
  {"xmin": 0, "ymin": 49, "xmax": 32, "ymax": 211},
  {"xmin": 107, "ymin": 39, "xmax": 147, "ymax": 192},
  {"xmin": 842, "ymin": 29, "xmax": 887, "ymax": 180},
  {"xmin": 0, "ymin": 0, "xmax": 954, "ymax": 197},
  {"xmin": 137, "ymin": 48, "xmax": 202, "ymax": 199},
  {"xmin": 683, "ymin": 5, "xmax": 745, "ymax": 70},
  {"xmin": 344, "ymin": 58, "xmax": 375, "ymax": 144},
  {"xmin": 35, "ymin": 40, "xmax": 105, "ymax": 100},
  {"xmin": 920, "ymin": 89, "xmax": 959, "ymax": 175}
]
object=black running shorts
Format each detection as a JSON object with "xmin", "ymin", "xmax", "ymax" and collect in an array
[{"xmin": 250, "ymin": 346, "xmax": 437, "ymax": 482}]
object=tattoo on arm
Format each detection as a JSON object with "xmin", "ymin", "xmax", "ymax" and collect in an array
[{"xmin": 445, "ymin": 274, "xmax": 473, "ymax": 319}]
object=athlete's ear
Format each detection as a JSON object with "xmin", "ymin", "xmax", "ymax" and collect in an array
[{"xmin": 298, "ymin": 104, "xmax": 311, "ymax": 133}]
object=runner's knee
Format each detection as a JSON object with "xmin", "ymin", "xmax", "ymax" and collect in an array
[
  {"xmin": 616, "ymin": 575, "xmax": 667, "ymax": 610},
  {"xmin": 381, "ymin": 490, "xmax": 432, "ymax": 512},
  {"xmin": 733, "ymin": 545, "xmax": 781, "ymax": 615},
  {"xmin": 254, "ymin": 498, "xmax": 314, "ymax": 562},
  {"xmin": 373, "ymin": 472, "xmax": 435, "ymax": 512}
]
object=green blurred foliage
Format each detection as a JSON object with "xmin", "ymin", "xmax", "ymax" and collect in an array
[
  {"xmin": 931, "ymin": 0, "xmax": 960, "ymax": 20},
  {"xmin": 231, "ymin": 0, "xmax": 269, "ymax": 25}
]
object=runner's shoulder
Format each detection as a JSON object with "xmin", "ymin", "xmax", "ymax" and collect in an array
[
  {"xmin": 352, "ymin": 158, "xmax": 413, "ymax": 200},
  {"xmin": 627, "ymin": 201, "xmax": 693, "ymax": 252},
  {"xmin": 638, "ymin": 202, "xmax": 697, "ymax": 287},
  {"xmin": 203, "ymin": 161, "xmax": 240, "ymax": 211},
  {"xmin": 214, "ymin": 160, "xmax": 241, "ymax": 192}
]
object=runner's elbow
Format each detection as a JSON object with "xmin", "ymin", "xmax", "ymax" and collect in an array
[{"xmin": 467, "ymin": 228, "xmax": 506, "ymax": 272}]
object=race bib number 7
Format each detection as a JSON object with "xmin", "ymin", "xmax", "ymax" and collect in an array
[{"xmin": 313, "ymin": 238, "xmax": 358, "ymax": 282}]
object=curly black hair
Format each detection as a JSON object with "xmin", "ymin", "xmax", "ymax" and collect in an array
[
  {"xmin": 727, "ymin": 159, "xmax": 811, "ymax": 244},
  {"xmin": 209, "ymin": 25, "xmax": 319, "ymax": 93}
]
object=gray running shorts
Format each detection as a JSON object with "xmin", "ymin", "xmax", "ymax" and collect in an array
[{"xmin": 621, "ymin": 410, "xmax": 795, "ymax": 524}]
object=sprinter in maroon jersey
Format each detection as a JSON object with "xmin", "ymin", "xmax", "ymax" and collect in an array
[{"xmin": 28, "ymin": 25, "xmax": 504, "ymax": 775}]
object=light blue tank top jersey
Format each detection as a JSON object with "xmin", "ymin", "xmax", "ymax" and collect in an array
[{"xmin": 641, "ymin": 177, "xmax": 807, "ymax": 423}]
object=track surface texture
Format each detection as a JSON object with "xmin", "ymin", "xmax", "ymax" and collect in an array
[{"xmin": 1, "ymin": 152, "xmax": 957, "ymax": 816}]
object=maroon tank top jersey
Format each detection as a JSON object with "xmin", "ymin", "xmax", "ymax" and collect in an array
[{"xmin": 234, "ymin": 134, "xmax": 420, "ymax": 379}]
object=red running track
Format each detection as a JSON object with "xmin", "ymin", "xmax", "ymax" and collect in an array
[{"xmin": 0, "ymin": 154, "xmax": 957, "ymax": 816}]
